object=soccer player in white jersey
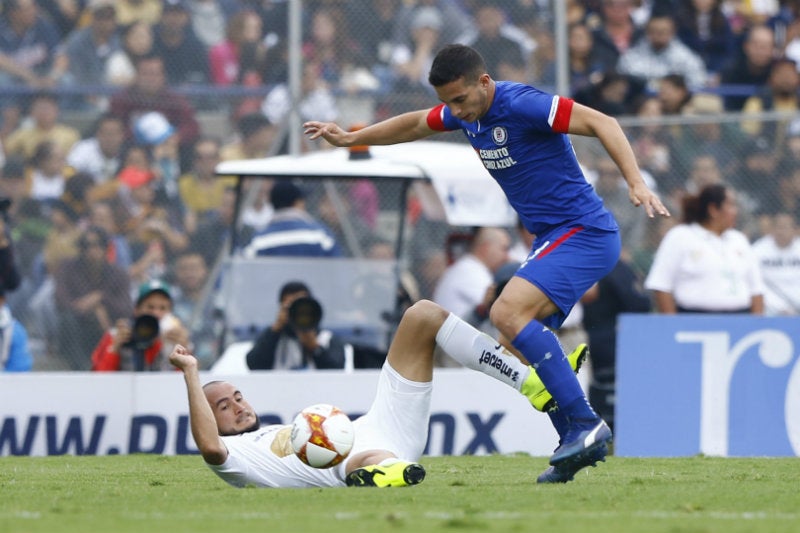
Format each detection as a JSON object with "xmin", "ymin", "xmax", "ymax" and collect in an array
[{"xmin": 170, "ymin": 299, "xmax": 587, "ymax": 488}]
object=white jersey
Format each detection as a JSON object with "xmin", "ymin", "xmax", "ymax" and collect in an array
[
  {"xmin": 644, "ymin": 223, "xmax": 764, "ymax": 311},
  {"xmin": 751, "ymin": 235, "xmax": 800, "ymax": 315},
  {"xmin": 208, "ymin": 425, "xmax": 344, "ymax": 488},
  {"xmin": 207, "ymin": 362, "xmax": 432, "ymax": 488}
]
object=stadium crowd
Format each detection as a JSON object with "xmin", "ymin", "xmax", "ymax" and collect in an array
[{"xmin": 0, "ymin": 0, "xmax": 799, "ymax": 373}]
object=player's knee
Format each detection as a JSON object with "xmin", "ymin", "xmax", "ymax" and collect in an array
[{"xmin": 406, "ymin": 299, "xmax": 448, "ymax": 330}]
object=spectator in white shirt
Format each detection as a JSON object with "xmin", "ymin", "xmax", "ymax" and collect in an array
[
  {"xmin": 752, "ymin": 212, "xmax": 800, "ymax": 315},
  {"xmin": 645, "ymin": 183, "xmax": 764, "ymax": 314}
]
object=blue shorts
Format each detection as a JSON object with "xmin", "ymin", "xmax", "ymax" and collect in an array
[{"xmin": 515, "ymin": 225, "xmax": 621, "ymax": 329}]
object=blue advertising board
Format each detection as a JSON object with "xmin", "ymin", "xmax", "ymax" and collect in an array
[{"xmin": 616, "ymin": 315, "xmax": 799, "ymax": 457}]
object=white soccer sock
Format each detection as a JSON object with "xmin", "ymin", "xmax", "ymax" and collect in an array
[{"xmin": 435, "ymin": 313, "xmax": 531, "ymax": 391}]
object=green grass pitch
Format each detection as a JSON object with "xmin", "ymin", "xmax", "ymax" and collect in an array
[{"xmin": 1, "ymin": 454, "xmax": 798, "ymax": 533}]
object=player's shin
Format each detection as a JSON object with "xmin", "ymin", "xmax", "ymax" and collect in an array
[
  {"xmin": 511, "ymin": 319, "xmax": 596, "ymax": 421},
  {"xmin": 435, "ymin": 313, "xmax": 530, "ymax": 390}
]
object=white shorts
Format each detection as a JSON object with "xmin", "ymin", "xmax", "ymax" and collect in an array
[{"xmin": 342, "ymin": 361, "xmax": 432, "ymax": 472}]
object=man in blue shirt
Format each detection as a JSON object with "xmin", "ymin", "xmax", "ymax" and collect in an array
[
  {"xmin": 244, "ymin": 180, "xmax": 341, "ymax": 258},
  {"xmin": 304, "ymin": 44, "xmax": 669, "ymax": 483}
]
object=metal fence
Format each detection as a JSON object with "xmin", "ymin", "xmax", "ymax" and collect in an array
[{"xmin": 2, "ymin": 1, "xmax": 796, "ymax": 371}]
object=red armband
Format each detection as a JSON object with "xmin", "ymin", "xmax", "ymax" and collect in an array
[
  {"xmin": 426, "ymin": 104, "xmax": 449, "ymax": 131},
  {"xmin": 549, "ymin": 96, "xmax": 574, "ymax": 134}
]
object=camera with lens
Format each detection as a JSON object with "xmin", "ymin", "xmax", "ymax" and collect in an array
[
  {"xmin": 124, "ymin": 314, "xmax": 160, "ymax": 350},
  {"xmin": 288, "ymin": 297, "xmax": 323, "ymax": 332}
]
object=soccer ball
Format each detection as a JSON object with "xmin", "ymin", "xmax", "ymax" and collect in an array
[{"xmin": 290, "ymin": 404, "xmax": 355, "ymax": 468}]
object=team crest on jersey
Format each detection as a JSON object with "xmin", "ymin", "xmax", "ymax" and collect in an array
[{"xmin": 492, "ymin": 126, "xmax": 508, "ymax": 146}]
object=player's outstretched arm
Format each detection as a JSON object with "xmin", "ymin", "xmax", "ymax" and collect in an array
[
  {"xmin": 303, "ymin": 109, "xmax": 437, "ymax": 147},
  {"xmin": 170, "ymin": 345, "xmax": 228, "ymax": 465},
  {"xmin": 567, "ymin": 102, "xmax": 670, "ymax": 219}
]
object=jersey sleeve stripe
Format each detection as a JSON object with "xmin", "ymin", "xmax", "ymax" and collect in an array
[
  {"xmin": 426, "ymin": 104, "xmax": 449, "ymax": 131},
  {"xmin": 548, "ymin": 96, "xmax": 574, "ymax": 133}
]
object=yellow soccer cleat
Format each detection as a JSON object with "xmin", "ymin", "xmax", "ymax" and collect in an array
[
  {"xmin": 521, "ymin": 343, "xmax": 588, "ymax": 412},
  {"xmin": 345, "ymin": 460, "xmax": 426, "ymax": 488}
]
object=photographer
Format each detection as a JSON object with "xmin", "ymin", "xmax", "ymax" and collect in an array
[
  {"xmin": 246, "ymin": 281, "xmax": 346, "ymax": 370},
  {"xmin": 91, "ymin": 280, "xmax": 190, "ymax": 371},
  {"xmin": 0, "ymin": 212, "xmax": 32, "ymax": 371}
]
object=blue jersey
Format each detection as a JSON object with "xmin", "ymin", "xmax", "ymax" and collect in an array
[{"xmin": 427, "ymin": 81, "xmax": 617, "ymax": 237}]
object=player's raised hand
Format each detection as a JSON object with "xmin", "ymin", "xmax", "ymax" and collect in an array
[
  {"xmin": 169, "ymin": 344, "xmax": 198, "ymax": 371},
  {"xmin": 303, "ymin": 121, "xmax": 352, "ymax": 147},
  {"xmin": 629, "ymin": 182, "xmax": 670, "ymax": 218}
]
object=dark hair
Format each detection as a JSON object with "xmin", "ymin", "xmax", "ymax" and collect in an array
[
  {"xmin": 428, "ymin": 44, "xmax": 487, "ymax": 87},
  {"xmin": 278, "ymin": 281, "xmax": 310, "ymax": 302},
  {"xmin": 93, "ymin": 112, "xmax": 124, "ymax": 135},
  {"xmin": 78, "ymin": 226, "xmax": 110, "ymax": 250},
  {"xmin": 681, "ymin": 183, "xmax": 728, "ymax": 224},
  {"xmin": 269, "ymin": 180, "xmax": 304, "ymax": 210},
  {"xmin": 237, "ymin": 112, "xmax": 272, "ymax": 138}
]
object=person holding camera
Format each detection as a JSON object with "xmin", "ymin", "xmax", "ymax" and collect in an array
[
  {"xmin": 246, "ymin": 281, "xmax": 346, "ymax": 370},
  {"xmin": 0, "ymin": 214, "xmax": 32, "ymax": 371},
  {"xmin": 91, "ymin": 279, "xmax": 190, "ymax": 371}
]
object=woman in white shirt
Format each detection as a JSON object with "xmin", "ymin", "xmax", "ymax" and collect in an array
[{"xmin": 645, "ymin": 183, "xmax": 765, "ymax": 313}]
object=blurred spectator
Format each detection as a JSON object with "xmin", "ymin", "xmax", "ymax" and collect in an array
[
  {"xmin": 169, "ymin": 250, "xmax": 218, "ymax": 368},
  {"xmin": 115, "ymin": 0, "xmax": 162, "ymax": 26},
  {"xmin": 54, "ymin": 226, "xmax": 133, "ymax": 369},
  {"xmin": 220, "ymin": 112, "xmax": 277, "ymax": 161},
  {"xmin": 66, "ymin": 113, "xmax": 126, "ymax": 192},
  {"xmin": 88, "ymin": 200, "xmax": 133, "ymax": 270},
  {"xmin": 179, "ymin": 137, "xmax": 227, "ymax": 236},
  {"xmin": 581, "ymin": 252, "xmax": 651, "ymax": 431},
  {"xmin": 644, "ymin": 183, "xmax": 765, "ymax": 313},
  {"xmin": 152, "ymin": 0, "xmax": 210, "ymax": 86},
  {"xmin": 617, "ymin": 13, "xmax": 709, "ymax": 90},
  {"xmin": 189, "ymin": 0, "xmax": 239, "ymax": 49},
  {"xmin": 740, "ymin": 57, "xmax": 800, "ymax": 139},
  {"xmin": 737, "ymin": 135, "xmax": 782, "ymax": 216},
  {"xmin": 564, "ymin": 22, "xmax": 608, "ymax": 96},
  {"xmin": 302, "ymin": 6, "xmax": 362, "ymax": 89},
  {"xmin": 657, "ymin": 73, "xmax": 693, "ymax": 114},
  {"xmin": 60, "ymin": 171, "xmax": 95, "ymax": 221},
  {"xmin": 392, "ymin": 0, "xmax": 474, "ymax": 53},
  {"xmin": 190, "ymin": 186, "xmax": 253, "ymax": 268},
  {"xmin": 37, "ymin": 0, "xmax": 85, "ymax": 39},
  {"xmin": 208, "ymin": 9, "xmax": 266, "ymax": 87},
  {"xmin": 91, "ymin": 279, "xmax": 189, "ymax": 371},
  {"xmin": 63, "ymin": 0, "xmax": 120, "ymax": 109},
  {"xmin": 0, "ymin": 156, "xmax": 28, "ymax": 221},
  {"xmin": 133, "ymin": 111, "xmax": 182, "ymax": 206},
  {"xmin": 719, "ymin": 24, "xmax": 776, "ymax": 111},
  {"xmin": 389, "ymin": 6, "xmax": 443, "ymax": 107},
  {"xmin": 108, "ymin": 54, "xmax": 201, "ymax": 160},
  {"xmin": 105, "ymin": 20, "xmax": 155, "ymax": 87},
  {"xmin": 590, "ymin": 155, "xmax": 648, "ymax": 253},
  {"xmin": 4, "ymin": 93, "xmax": 80, "ymax": 160},
  {"xmin": 629, "ymin": 96, "xmax": 672, "ymax": 185},
  {"xmin": 24, "ymin": 140, "xmax": 73, "ymax": 205},
  {"xmin": 752, "ymin": 212, "xmax": 800, "ymax": 315},
  {"xmin": 674, "ymin": 0, "xmax": 736, "ymax": 81},
  {"xmin": 573, "ymin": 71, "xmax": 645, "ymax": 116},
  {"xmin": 433, "ymin": 227, "xmax": 511, "ymax": 324},
  {"xmin": 0, "ymin": 0, "xmax": 67, "ymax": 108},
  {"xmin": 345, "ymin": 0, "xmax": 399, "ymax": 84},
  {"xmin": 246, "ymin": 281, "xmax": 346, "ymax": 370},
  {"xmin": 0, "ymin": 214, "xmax": 32, "ymax": 371},
  {"xmin": 239, "ymin": 178, "xmax": 273, "ymax": 232},
  {"xmin": 120, "ymin": 161, "xmax": 188, "ymax": 286},
  {"xmin": 262, "ymin": 61, "xmax": 339, "ymax": 134},
  {"xmin": 243, "ymin": 180, "xmax": 341, "ymax": 257},
  {"xmin": 587, "ymin": 0, "xmax": 644, "ymax": 73},
  {"xmin": 669, "ymin": 93, "xmax": 747, "ymax": 188},
  {"xmin": 459, "ymin": 2, "xmax": 531, "ymax": 82}
]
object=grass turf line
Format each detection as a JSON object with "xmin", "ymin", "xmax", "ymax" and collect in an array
[{"xmin": 1, "ymin": 455, "xmax": 798, "ymax": 533}]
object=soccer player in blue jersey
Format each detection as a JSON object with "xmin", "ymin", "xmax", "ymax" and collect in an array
[{"xmin": 304, "ymin": 44, "xmax": 670, "ymax": 483}]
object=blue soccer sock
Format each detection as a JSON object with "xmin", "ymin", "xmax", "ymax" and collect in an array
[
  {"xmin": 547, "ymin": 407, "xmax": 568, "ymax": 445},
  {"xmin": 511, "ymin": 319, "xmax": 596, "ymax": 421}
]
